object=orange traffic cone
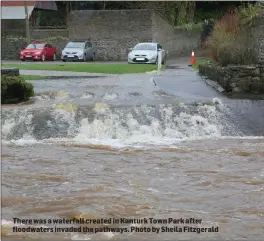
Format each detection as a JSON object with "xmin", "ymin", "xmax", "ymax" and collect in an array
[{"xmin": 190, "ymin": 49, "xmax": 196, "ymax": 65}]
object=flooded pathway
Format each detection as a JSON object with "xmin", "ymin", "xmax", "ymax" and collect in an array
[{"xmin": 1, "ymin": 64, "xmax": 264, "ymax": 240}]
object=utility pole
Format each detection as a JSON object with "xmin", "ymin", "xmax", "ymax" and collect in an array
[{"xmin": 24, "ymin": 1, "xmax": 31, "ymax": 44}]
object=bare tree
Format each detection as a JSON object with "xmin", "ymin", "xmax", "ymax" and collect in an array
[{"xmin": 24, "ymin": 1, "xmax": 31, "ymax": 44}]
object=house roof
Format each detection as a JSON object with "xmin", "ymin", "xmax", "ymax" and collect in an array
[
  {"xmin": 1, "ymin": 1, "xmax": 57, "ymax": 20},
  {"xmin": 1, "ymin": 1, "xmax": 36, "ymax": 7},
  {"xmin": 35, "ymin": 1, "xmax": 57, "ymax": 11}
]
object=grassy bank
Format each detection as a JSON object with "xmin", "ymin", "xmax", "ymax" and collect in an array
[
  {"xmin": 21, "ymin": 75, "xmax": 47, "ymax": 80},
  {"xmin": 1, "ymin": 63, "xmax": 161, "ymax": 74},
  {"xmin": 192, "ymin": 57, "xmax": 212, "ymax": 70}
]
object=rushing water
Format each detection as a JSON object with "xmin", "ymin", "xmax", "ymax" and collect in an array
[{"xmin": 1, "ymin": 73, "xmax": 264, "ymax": 240}]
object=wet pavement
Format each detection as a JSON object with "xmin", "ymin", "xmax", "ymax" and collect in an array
[
  {"xmin": 18, "ymin": 57, "xmax": 222, "ymax": 102},
  {"xmin": 155, "ymin": 65, "xmax": 222, "ymax": 101},
  {"xmin": 19, "ymin": 69, "xmax": 115, "ymax": 77}
]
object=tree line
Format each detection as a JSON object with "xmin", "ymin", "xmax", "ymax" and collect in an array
[{"xmin": 33, "ymin": 1, "xmax": 258, "ymax": 28}]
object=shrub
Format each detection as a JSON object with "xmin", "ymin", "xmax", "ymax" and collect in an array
[
  {"xmin": 1, "ymin": 75, "xmax": 34, "ymax": 104},
  {"xmin": 206, "ymin": 5, "xmax": 261, "ymax": 66}
]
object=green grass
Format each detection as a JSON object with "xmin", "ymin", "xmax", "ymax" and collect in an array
[
  {"xmin": 1, "ymin": 63, "xmax": 162, "ymax": 74},
  {"xmin": 192, "ymin": 58, "xmax": 213, "ymax": 70},
  {"xmin": 21, "ymin": 75, "xmax": 47, "ymax": 80}
]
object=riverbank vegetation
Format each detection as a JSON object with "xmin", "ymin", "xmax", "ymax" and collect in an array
[
  {"xmin": 1, "ymin": 75, "xmax": 34, "ymax": 104},
  {"xmin": 205, "ymin": 4, "xmax": 262, "ymax": 66},
  {"xmin": 1, "ymin": 63, "xmax": 160, "ymax": 74},
  {"xmin": 192, "ymin": 58, "xmax": 213, "ymax": 70}
]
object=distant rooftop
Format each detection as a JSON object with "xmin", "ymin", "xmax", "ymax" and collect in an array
[{"xmin": 1, "ymin": 1, "xmax": 57, "ymax": 20}]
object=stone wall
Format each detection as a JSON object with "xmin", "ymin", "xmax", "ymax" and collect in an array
[
  {"xmin": 152, "ymin": 12, "xmax": 201, "ymax": 57},
  {"xmin": 1, "ymin": 9, "xmax": 202, "ymax": 61},
  {"xmin": 1, "ymin": 19, "xmax": 26, "ymax": 31},
  {"xmin": 1, "ymin": 37, "xmax": 27, "ymax": 60},
  {"xmin": 68, "ymin": 10, "xmax": 202, "ymax": 60},
  {"xmin": 68, "ymin": 10, "xmax": 153, "ymax": 61},
  {"xmin": 252, "ymin": 13, "xmax": 264, "ymax": 63},
  {"xmin": 198, "ymin": 12, "xmax": 264, "ymax": 94},
  {"xmin": 2, "ymin": 10, "xmax": 263, "ymax": 62},
  {"xmin": 1, "ymin": 68, "xmax": 19, "ymax": 77},
  {"xmin": 1, "ymin": 29, "xmax": 69, "ymax": 60},
  {"xmin": 199, "ymin": 64, "xmax": 264, "ymax": 93}
]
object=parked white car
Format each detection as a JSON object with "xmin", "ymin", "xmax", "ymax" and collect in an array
[{"xmin": 128, "ymin": 42, "xmax": 166, "ymax": 64}]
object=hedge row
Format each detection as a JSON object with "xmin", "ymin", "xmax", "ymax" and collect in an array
[
  {"xmin": 206, "ymin": 5, "xmax": 262, "ymax": 66},
  {"xmin": 1, "ymin": 75, "xmax": 34, "ymax": 104}
]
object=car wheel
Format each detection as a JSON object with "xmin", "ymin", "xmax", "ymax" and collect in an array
[
  {"xmin": 41, "ymin": 54, "xmax": 45, "ymax": 62},
  {"xmin": 162, "ymin": 56, "xmax": 166, "ymax": 65},
  {"xmin": 80, "ymin": 55, "xmax": 85, "ymax": 62},
  {"xmin": 155, "ymin": 56, "xmax": 158, "ymax": 65},
  {"xmin": 52, "ymin": 54, "xmax": 56, "ymax": 61},
  {"xmin": 21, "ymin": 59, "xmax": 25, "ymax": 62},
  {"xmin": 62, "ymin": 59, "xmax": 66, "ymax": 62},
  {"xmin": 91, "ymin": 53, "xmax": 95, "ymax": 61}
]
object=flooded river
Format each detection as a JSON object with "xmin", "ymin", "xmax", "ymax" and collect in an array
[{"xmin": 1, "ymin": 70, "xmax": 264, "ymax": 240}]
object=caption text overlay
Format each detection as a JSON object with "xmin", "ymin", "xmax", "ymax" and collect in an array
[{"xmin": 13, "ymin": 217, "xmax": 219, "ymax": 234}]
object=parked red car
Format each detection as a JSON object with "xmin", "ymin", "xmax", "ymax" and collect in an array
[{"xmin": 20, "ymin": 42, "xmax": 57, "ymax": 61}]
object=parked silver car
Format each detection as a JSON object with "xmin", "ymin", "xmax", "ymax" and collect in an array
[
  {"xmin": 127, "ymin": 42, "xmax": 166, "ymax": 64},
  {"xmin": 61, "ymin": 40, "xmax": 95, "ymax": 62}
]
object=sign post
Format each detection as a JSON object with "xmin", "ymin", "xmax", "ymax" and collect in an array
[{"xmin": 157, "ymin": 49, "xmax": 162, "ymax": 72}]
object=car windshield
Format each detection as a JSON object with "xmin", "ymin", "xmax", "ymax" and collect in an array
[
  {"xmin": 133, "ymin": 44, "xmax": 156, "ymax": 51},
  {"xmin": 26, "ymin": 43, "xmax": 44, "ymax": 49},
  {"xmin": 66, "ymin": 42, "xmax": 85, "ymax": 48}
]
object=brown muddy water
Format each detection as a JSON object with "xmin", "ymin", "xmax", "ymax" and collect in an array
[{"xmin": 1, "ymin": 75, "xmax": 264, "ymax": 240}]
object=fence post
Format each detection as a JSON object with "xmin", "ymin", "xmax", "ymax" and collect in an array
[{"xmin": 157, "ymin": 49, "xmax": 162, "ymax": 72}]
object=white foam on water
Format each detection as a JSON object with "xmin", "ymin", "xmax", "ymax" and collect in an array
[
  {"xmin": 70, "ymin": 231, "xmax": 116, "ymax": 240},
  {"xmin": 1, "ymin": 219, "xmax": 50, "ymax": 229},
  {"xmin": 147, "ymin": 188, "xmax": 160, "ymax": 193},
  {"xmin": 1, "ymin": 118, "xmax": 16, "ymax": 137},
  {"xmin": 2, "ymin": 219, "xmax": 15, "ymax": 227},
  {"xmin": 2, "ymin": 139, "xmax": 39, "ymax": 146},
  {"xmin": 2, "ymin": 101, "xmax": 263, "ymax": 148},
  {"xmin": 73, "ymin": 104, "xmax": 224, "ymax": 147},
  {"xmin": 216, "ymin": 136, "xmax": 264, "ymax": 140},
  {"xmin": 71, "ymin": 233, "xmax": 92, "ymax": 240},
  {"xmin": 93, "ymin": 102, "xmax": 111, "ymax": 113},
  {"xmin": 1, "ymin": 109, "xmax": 35, "ymax": 142},
  {"xmin": 80, "ymin": 93, "xmax": 94, "ymax": 99},
  {"xmin": 103, "ymin": 93, "xmax": 118, "ymax": 101},
  {"xmin": 103, "ymin": 232, "xmax": 116, "ymax": 239}
]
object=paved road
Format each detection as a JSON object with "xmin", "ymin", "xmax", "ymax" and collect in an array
[
  {"xmin": 3, "ymin": 57, "xmax": 222, "ymax": 101},
  {"xmin": 19, "ymin": 69, "xmax": 115, "ymax": 77},
  {"xmin": 17, "ymin": 57, "xmax": 222, "ymax": 103},
  {"xmin": 4, "ymin": 57, "xmax": 222, "ymax": 101},
  {"xmin": 153, "ymin": 57, "xmax": 223, "ymax": 101}
]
